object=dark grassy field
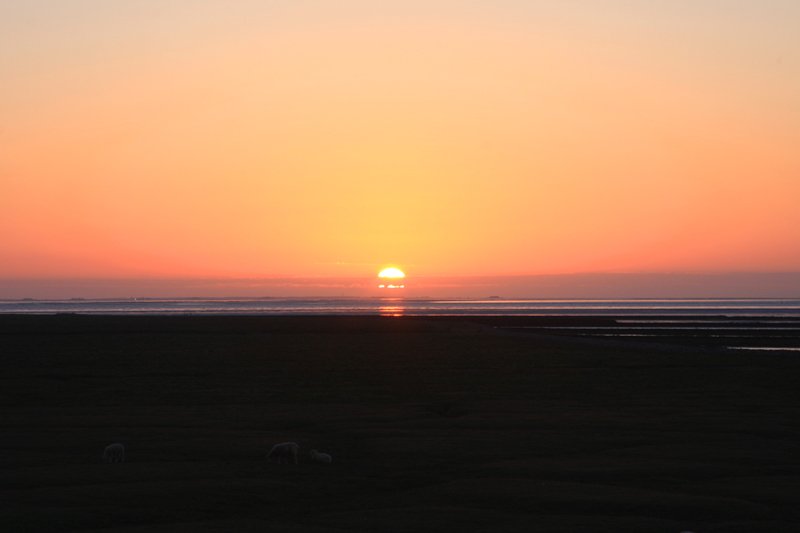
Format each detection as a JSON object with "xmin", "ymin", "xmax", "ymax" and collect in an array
[{"xmin": 2, "ymin": 315, "xmax": 800, "ymax": 532}]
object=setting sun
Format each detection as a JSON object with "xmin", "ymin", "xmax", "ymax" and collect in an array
[
  {"xmin": 378, "ymin": 268, "xmax": 406, "ymax": 280},
  {"xmin": 378, "ymin": 267, "xmax": 406, "ymax": 289}
]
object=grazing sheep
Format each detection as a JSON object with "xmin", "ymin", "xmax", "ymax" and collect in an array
[
  {"xmin": 309, "ymin": 449, "xmax": 332, "ymax": 464},
  {"xmin": 267, "ymin": 442, "xmax": 299, "ymax": 464},
  {"xmin": 102, "ymin": 443, "xmax": 125, "ymax": 464}
]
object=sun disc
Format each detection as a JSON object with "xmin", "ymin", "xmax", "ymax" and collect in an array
[{"xmin": 378, "ymin": 267, "xmax": 405, "ymax": 279}]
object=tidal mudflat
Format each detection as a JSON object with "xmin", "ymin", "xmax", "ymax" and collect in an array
[{"xmin": 2, "ymin": 315, "xmax": 799, "ymax": 532}]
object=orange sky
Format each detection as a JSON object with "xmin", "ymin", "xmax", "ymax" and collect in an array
[{"xmin": 2, "ymin": 1, "xmax": 799, "ymax": 284}]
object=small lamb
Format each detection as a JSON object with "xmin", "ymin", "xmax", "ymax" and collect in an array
[
  {"xmin": 267, "ymin": 442, "xmax": 299, "ymax": 464},
  {"xmin": 102, "ymin": 443, "xmax": 125, "ymax": 464},
  {"xmin": 309, "ymin": 449, "xmax": 332, "ymax": 464}
]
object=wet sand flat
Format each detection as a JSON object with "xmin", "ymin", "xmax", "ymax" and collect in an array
[{"xmin": 2, "ymin": 315, "xmax": 800, "ymax": 532}]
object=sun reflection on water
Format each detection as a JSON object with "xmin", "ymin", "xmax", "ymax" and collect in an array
[{"xmin": 379, "ymin": 300, "xmax": 405, "ymax": 317}]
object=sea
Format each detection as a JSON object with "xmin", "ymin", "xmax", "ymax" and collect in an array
[{"xmin": 1, "ymin": 297, "xmax": 799, "ymax": 317}]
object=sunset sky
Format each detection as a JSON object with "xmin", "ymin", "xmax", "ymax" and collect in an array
[{"xmin": 2, "ymin": 1, "xmax": 799, "ymax": 295}]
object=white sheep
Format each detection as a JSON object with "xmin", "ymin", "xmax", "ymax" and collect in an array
[
  {"xmin": 309, "ymin": 449, "xmax": 332, "ymax": 464},
  {"xmin": 102, "ymin": 442, "xmax": 125, "ymax": 464},
  {"xmin": 267, "ymin": 442, "xmax": 299, "ymax": 464}
]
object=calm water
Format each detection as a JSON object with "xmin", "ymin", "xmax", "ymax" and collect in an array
[{"xmin": 1, "ymin": 298, "xmax": 799, "ymax": 317}]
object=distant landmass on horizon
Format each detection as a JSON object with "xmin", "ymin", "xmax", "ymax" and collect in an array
[{"xmin": 1, "ymin": 272, "xmax": 798, "ymax": 300}]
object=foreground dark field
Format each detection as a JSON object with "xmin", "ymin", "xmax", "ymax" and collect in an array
[{"xmin": 2, "ymin": 316, "xmax": 800, "ymax": 532}]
